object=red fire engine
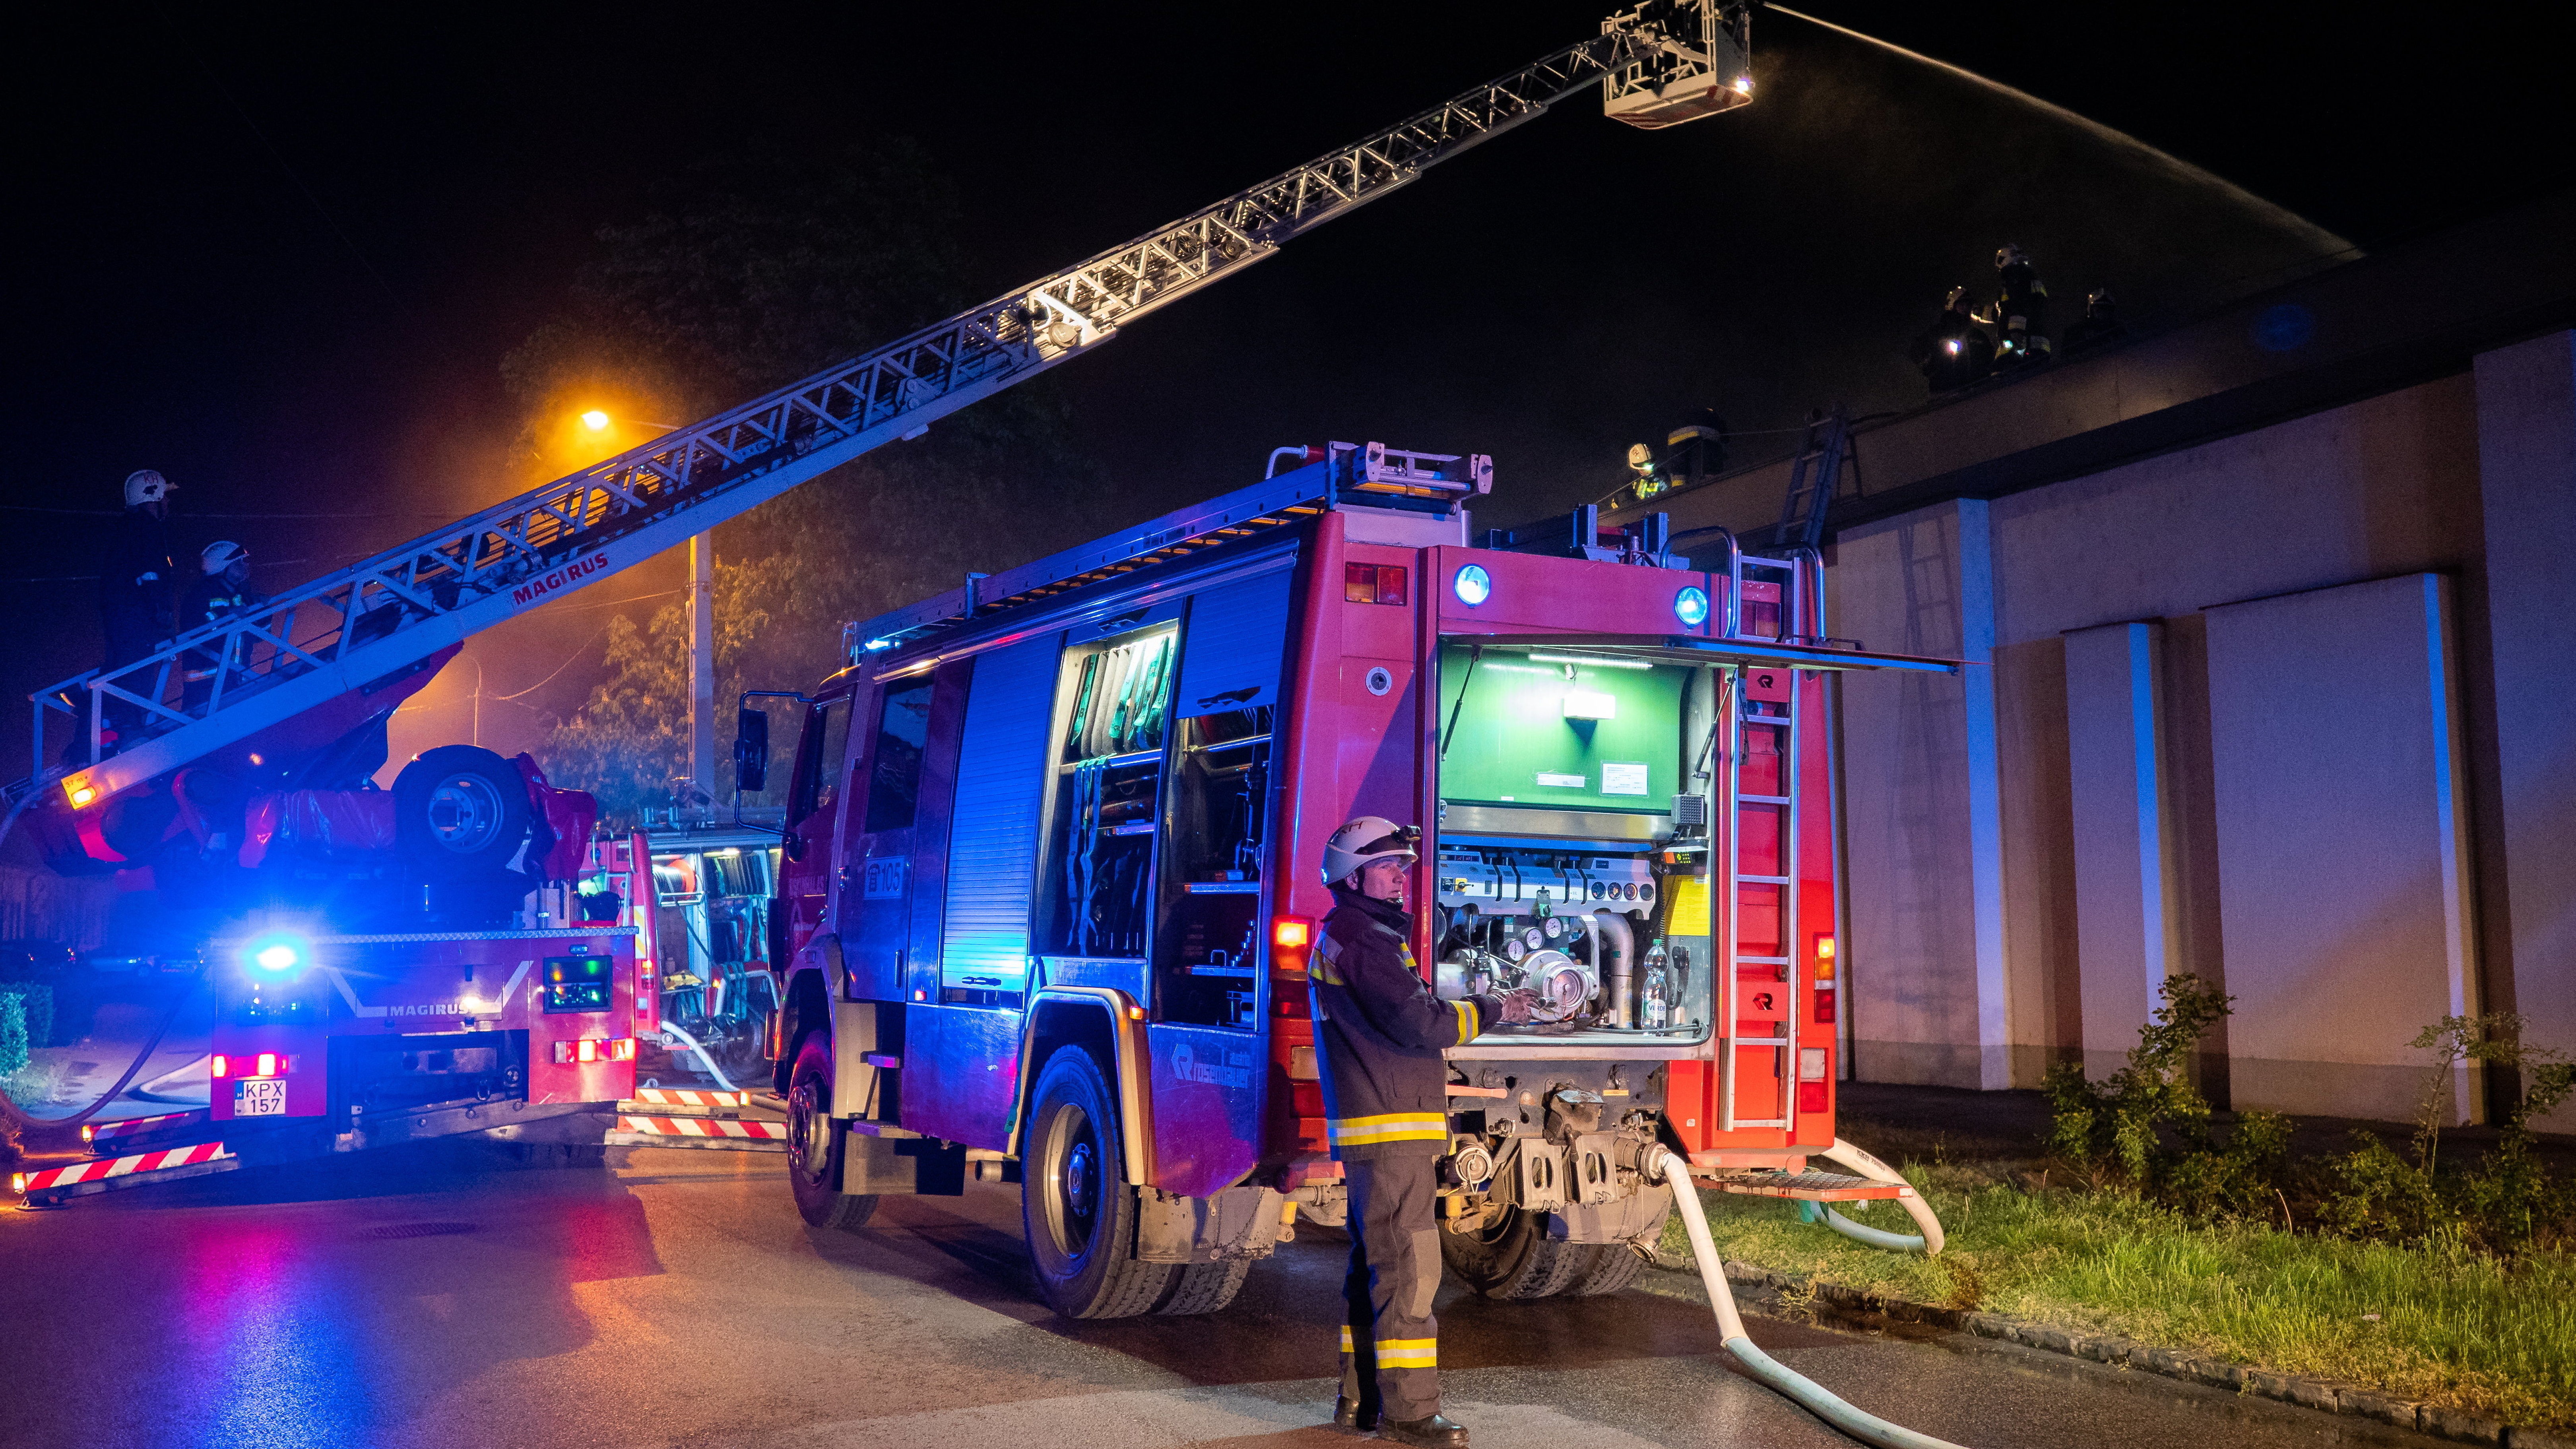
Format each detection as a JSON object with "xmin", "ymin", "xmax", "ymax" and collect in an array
[
  {"xmin": 748, "ymin": 445, "xmax": 1957, "ymax": 1315},
  {"xmin": 6, "ymin": 1, "xmax": 1783, "ymax": 1207}
]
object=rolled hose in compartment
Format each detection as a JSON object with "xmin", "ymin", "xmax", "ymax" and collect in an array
[{"xmin": 1653, "ymin": 1147, "xmax": 1975, "ymax": 1449}]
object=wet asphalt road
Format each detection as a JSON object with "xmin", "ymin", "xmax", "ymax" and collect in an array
[{"xmin": 0, "ymin": 1144, "xmax": 2454, "ymax": 1449}]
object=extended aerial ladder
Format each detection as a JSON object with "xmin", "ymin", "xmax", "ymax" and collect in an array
[{"xmin": 11, "ymin": 1, "xmax": 1754, "ymax": 853}]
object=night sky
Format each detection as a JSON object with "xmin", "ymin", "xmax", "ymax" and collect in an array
[{"xmin": 6, "ymin": 2, "xmax": 2566, "ymax": 772}]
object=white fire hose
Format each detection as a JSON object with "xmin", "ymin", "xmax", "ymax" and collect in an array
[
  {"xmin": 658, "ymin": 1019, "xmax": 742, "ymax": 1092},
  {"xmin": 1652, "ymin": 1146, "xmax": 1975, "ymax": 1449},
  {"xmin": 1811, "ymin": 1138, "xmax": 1946, "ymax": 1254}
]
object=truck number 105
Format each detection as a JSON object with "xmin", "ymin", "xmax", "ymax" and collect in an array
[{"xmin": 862, "ymin": 858, "xmax": 908, "ymax": 900}]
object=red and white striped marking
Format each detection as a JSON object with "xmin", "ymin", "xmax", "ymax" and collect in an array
[
  {"xmin": 627, "ymin": 1088, "xmax": 750, "ymax": 1108},
  {"xmin": 83, "ymin": 1110, "xmax": 207, "ymax": 1147},
  {"xmin": 13, "ymin": 1142, "xmax": 231, "ymax": 1195},
  {"xmin": 615, "ymin": 1114, "xmax": 784, "ymax": 1141}
]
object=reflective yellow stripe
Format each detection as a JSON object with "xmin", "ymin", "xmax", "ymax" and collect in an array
[
  {"xmin": 1376, "ymin": 1336, "xmax": 1438, "ymax": 1368},
  {"xmin": 1328, "ymin": 1112, "xmax": 1448, "ymax": 1145},
  {"xmin": 1452, "ymin": 999, "xmax": 1477, "ymax": 1042},
  {"xmin": 1339, "ymin": 1325, "xmax": 1355, "ymax": 1352}
]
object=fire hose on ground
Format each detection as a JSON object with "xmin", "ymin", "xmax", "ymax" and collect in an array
[
  {"xmin": 0, "ymin": 972, "xmax": 205, "ymax": 1135},
  {"xmin": 1651, "ymin": 1144, "xmax": 1975, "ymax": 1449}
]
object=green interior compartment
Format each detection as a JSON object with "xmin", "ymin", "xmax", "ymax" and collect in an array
[{"xmin": 1437, "ymin": 644, "xmax": 1685, "ymax": 813}]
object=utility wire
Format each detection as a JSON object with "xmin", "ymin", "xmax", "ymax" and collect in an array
[{"xmin": 489, "ymin": 627, "xmax": 616, "ymax": 701}]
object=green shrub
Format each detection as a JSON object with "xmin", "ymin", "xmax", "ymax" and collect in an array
[
  {"xmin": 0, "ymin": 983, "xmax": 52, "ymax": 1050},
  {"xmin": 2319, "ymin": 1014, "xmax": 2576, "ymax": 1255},
  {"xmin": 0, "ymin": 994, "xmax": 25, "ymax": 1079},
  {"xmin": 2042, "ymin": 975, "xmax": 2282, "ymax": 1213}
]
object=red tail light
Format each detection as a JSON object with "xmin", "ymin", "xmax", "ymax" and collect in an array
[
  {"xmin": 210, "ymin": 1055, "xmax": 229, "ymax": 1078},
  {"xmin": 1798, "ymin": 1080, "xmax": 1830, "ymax": 1114},
  {"xmin": 1814, "ymin": 989, "xmax": 1837, "ymax": 1024},
  {"xmin": 1272, "ymin": 917, "xmax": 1314, "ymax": 970},
  {"xmin": 256, "ymin": 1053, "xmax": 278, "ymax": 1077},
  {"xmin": 1343, "ymin": 563, "xmax": 1408, "ymax": 606}
]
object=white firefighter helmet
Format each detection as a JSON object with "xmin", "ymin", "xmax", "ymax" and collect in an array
[
  {"xmin": 1321, "ymin": 816, "xmax": 1418, "ymax": 886},
  {"xmin": 124, "ymin": 469, "xmax": 175, "ymax": 505},
  {"xmin": 201, "ymin": 540, "xmax": 247, "ymax": 575}
]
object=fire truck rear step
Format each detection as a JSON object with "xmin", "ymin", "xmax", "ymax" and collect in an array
[
  {"xmin": 82, "ymin": 1109, "xmax": 210, "ymax": 1155},
  {"xmin": 14, "ymin": 1143, "xmax": 239, "ymax": 1206},
  {"xmin": 606, "ymin": 1114, "xmax": 788, "ymax": 1150},
  {"xmin": 1702, "ymin": 1169, "xmax": 1913, "ymax": 1202},
  {"xmin": 625, "ymin": 1088, "xmax": 752, "ymax": 1110}
]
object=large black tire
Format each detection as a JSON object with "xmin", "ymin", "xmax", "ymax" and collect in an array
[
  {"xmin": 1566, "ymin": 1241, "xmax": 1649, "ymax": 1296},
  {"xmin": 786, "ymin": 1034, "xmax": 878, "ymax": 1231},
  {"xmin": 393, "ymin": 745, "xmax": 531, "ymax": 881},
  {"xmin": 1022, "ymin": 1046, "xmax": 1177, "ymax": 1318},
  {"xmin": 1439, "ymin": 1205, "xmax": 1593, "ymax": 1300},
  {"xmin": 1155, "ymin": 1258, "xmax": 1252, "ymax": 1316}
]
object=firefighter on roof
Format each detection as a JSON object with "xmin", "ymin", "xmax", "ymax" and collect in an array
[{"xmin": 1311, "ymin": 816, "xmax": 1534, "ymax": 1447}]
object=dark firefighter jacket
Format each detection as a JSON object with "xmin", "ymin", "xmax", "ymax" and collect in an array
[
  {"xmin": 1310, "ymin": 885, "xmax": 1501, "ymax": 1159},
  {"xmin": 182, "ymin": 574, "xmax": 268, "ymax": 672},
  {"xmin": 98, "ymin": 508, "xmax": 176, "ymax": 625}
]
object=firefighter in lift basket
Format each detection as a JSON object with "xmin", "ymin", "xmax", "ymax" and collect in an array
[{"xmin": 1311, "ymin": 816, "xmax": 1536, "ymax": 1448}]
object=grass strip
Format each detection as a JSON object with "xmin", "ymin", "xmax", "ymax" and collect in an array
[{"xmin": 1664, "ymin": 1158, "xmax": 2576, "ymax": 1430}]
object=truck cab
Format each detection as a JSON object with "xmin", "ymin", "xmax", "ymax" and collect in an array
[{"xmin": 755, "ymin": 442, "xmax": 1954, "ymax": 1316}]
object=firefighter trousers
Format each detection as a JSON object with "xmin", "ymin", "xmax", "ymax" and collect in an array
[{"xmin": 1339, "ymin": 1153, "xmax": 1443, "ymax": 1423}]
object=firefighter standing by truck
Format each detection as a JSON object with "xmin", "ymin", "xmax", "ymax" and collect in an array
[{"xmin": 1311, "ymin": 817, "xmax": 1534, "ymax": 1447}]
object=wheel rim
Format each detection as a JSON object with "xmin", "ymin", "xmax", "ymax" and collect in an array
[
  {"xmin": 425, "ymin": 774, "xmax": 508, "ymax": 854},
  {"xmin": 1042, "ymin": 1104, "xmax": 1103, "ymax": 1266},
  {"xmin": 788, "ymin": 1074, "xmax": 829, "ymax": 1187}
]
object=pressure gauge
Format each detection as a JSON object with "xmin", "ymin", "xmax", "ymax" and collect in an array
[
  {"xmin": 1504, "ymin": 937, "xmax": 1527, "ymax": 962},
  {"xmin": 1542, "ymin": 916, "xmax": 1563, "ymax": 940},
  {"xmin": 1522, "ymin": 927, "xmax": 1544, "ymax": 951}
]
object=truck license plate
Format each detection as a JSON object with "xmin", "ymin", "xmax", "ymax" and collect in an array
[{"xmin": 234, "ymin": 1079, "xmax": 288, "ymax": 1116}]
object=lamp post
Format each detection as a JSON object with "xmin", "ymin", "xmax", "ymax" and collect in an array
[{"xmin": 584, "ymin": 411, "xmax": 714, "ymax": 817}]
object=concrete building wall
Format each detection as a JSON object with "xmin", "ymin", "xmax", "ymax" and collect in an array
[
  {"xmin": 1833, "ymin": 502, "xmax": 2010, "ymax": 1087},
  {"xmin": 2473, "ymin": 333, "xmax": 2576, "ymax": 1132},
  {"xmin": 1624, "ymin": 203, "xmax": 2575, "ymax": 1117},
  {"xmin": 2203, "ymin": 574, "xmax": 2481, "ymax": 1123},
  {"xmin": 2064, "ymin": 621, "xmax": 2180, "ymax": 1081},
  {"xmin": 1824, "ymin": 371, "xmax": 2503, "ymax": 1100}
]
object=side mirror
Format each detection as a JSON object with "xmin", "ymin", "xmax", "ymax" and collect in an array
[{"xmin": 733, "ymin": 707, "xmax": 770, "ymax": 794}]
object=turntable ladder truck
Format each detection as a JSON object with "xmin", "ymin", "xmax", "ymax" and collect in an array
[{"xmin": 4, "ymin": 3, "xmax": 1880, "ymax": 1237}]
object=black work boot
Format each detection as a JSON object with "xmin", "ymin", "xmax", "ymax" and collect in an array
[
  {"xmin": 1331, "ymin": 1395, "xmax": 1378, "ymax": 1431},
  {"xmin": 1380, "ymin": 1412, "xmax": 1469, "ymax": 1447}
]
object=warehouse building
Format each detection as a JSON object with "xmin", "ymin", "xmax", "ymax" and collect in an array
[{"xmin": 1609, "ymin": 193, "xmax": 2576, "ymax": 1128}]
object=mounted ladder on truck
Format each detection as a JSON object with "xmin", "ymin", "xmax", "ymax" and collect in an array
[{"xmin": 7, "ymin": 0, "xmax": 1761, "ymax": 1201}]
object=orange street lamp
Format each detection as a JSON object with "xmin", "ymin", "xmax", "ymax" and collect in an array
[{"xmin": 579, "ymin": 410, "xmax": 679, "ymax": 433}]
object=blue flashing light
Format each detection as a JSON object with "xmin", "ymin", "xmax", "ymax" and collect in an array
[
  {"xmin": 1674, "ymin": 585, "xmax": 1711, "ymax": 628},
  {"xmin": 862, "ymin": 637, "xmax": 894, "ymax": 652},
  {"xmin": 1453, "ymin": 564, "xmax": 1492, "ymax": 608},
  {"xmin": 244, "ymin": 933, "xmax": 309, "ymax": 978}
]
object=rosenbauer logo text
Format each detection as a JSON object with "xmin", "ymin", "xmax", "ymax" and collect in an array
[{"xmin": 512, "ymin": 551, "xmax": 612, "ymax": 606}]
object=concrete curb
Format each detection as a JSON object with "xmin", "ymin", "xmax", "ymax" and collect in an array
[{"xmin": 1647, "ymin": 1253, "xmax": 2575, "ymax": 1449}]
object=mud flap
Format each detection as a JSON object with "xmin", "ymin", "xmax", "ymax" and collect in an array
[
  {"xmin": 843, "ymin": 1131, "xmax": 964, "ymax": 1195},
  {"xmin": 1137, "ymin": 1184, "xmax": 1286, "ymax": 1263}
]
